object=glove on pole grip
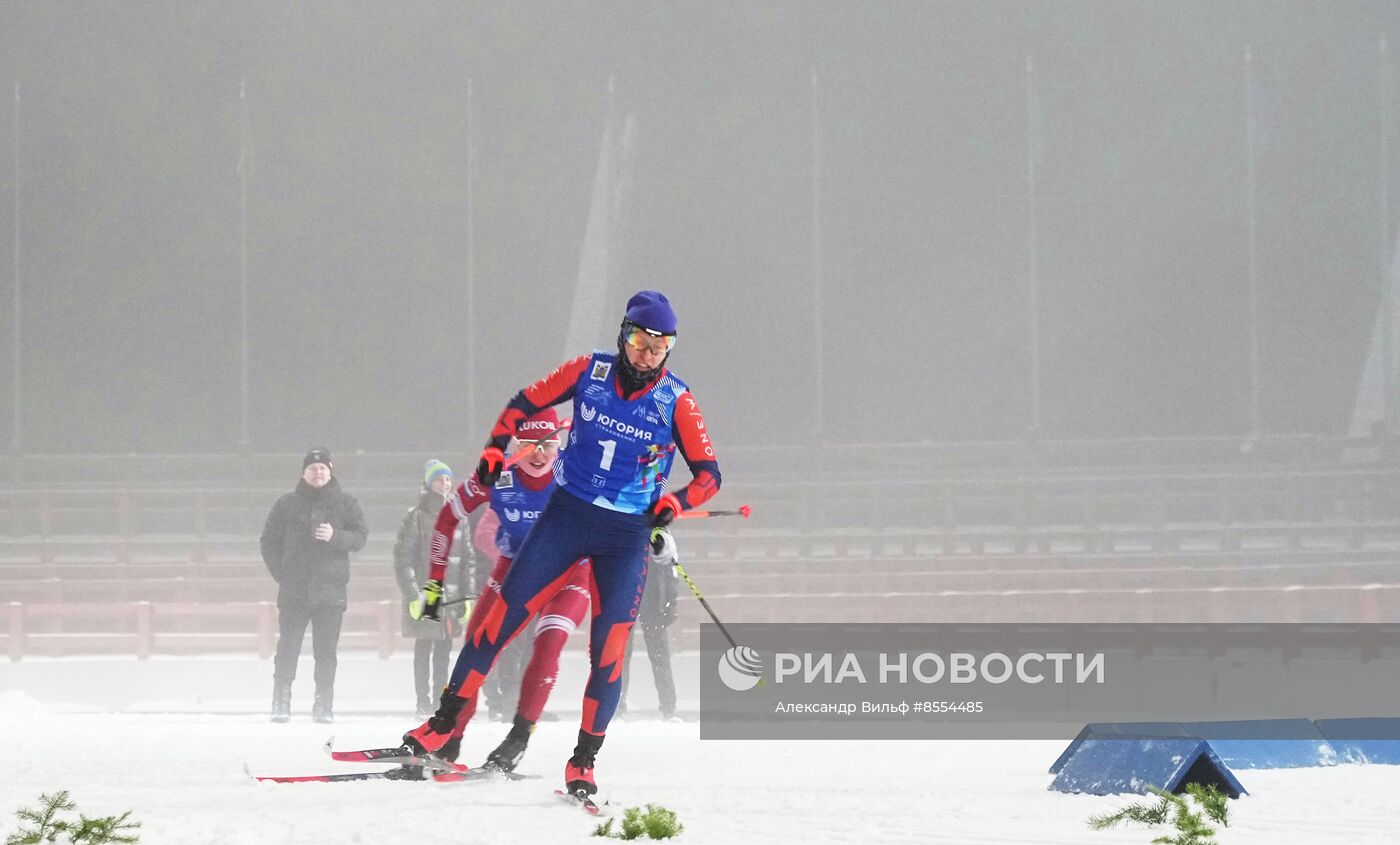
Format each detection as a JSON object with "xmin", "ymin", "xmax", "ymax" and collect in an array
[
  {"xmin": 409, "ymin": 579, "xmax": 444, "ymax": 622},
  {"xmin": 649, "ymin": 493, "xmax": 682, "ymax": 529},
  {"xmin": 475, "ymin": 447, "xmax": 505, "ymax": 487}
]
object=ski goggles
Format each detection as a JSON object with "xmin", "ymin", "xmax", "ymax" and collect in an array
[
  {"xmin": 515, "ymin": 437, "xmax": 560, "ymax": 453},
  {"xmin": 623, "ymin": 326, "xmax": 677, "ymax": 356}
]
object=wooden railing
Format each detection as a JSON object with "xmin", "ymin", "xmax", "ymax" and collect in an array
[
  {"xmin": 3, "ymin": 467, "xmax": 1399, "ymax": 547},
  {"xmin": 6, "ymin": 581, "xmax": 1400, "ymax": 661},
  {"xmin": 1, "ymin": 432, "xmax": 1391, "ymax": 486},
  {"xmin": 4, "ymin": 442, "xmax": 1400, "ymax": 660}
]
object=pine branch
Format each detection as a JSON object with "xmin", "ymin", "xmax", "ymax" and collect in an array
[
  {"xmin": 591, "ymin": 818, "xmax": 617, "ymax": 838},
  {"xmin": 6, "ymin": 791, "xmax": 77, "ymax": 845},
  {"xmin": 1150, "ymin": 833, "xmax": 1217, "ymax": 845},
  {"xmin": 640, "ymin": 804, "xmax": 684, "ymax": 839},
  {"xmin": 1088, "ymin": 794, "xmax": 1173, "ymax": 830},
  {"xmin": 7, "ymin": 792, "xmax": 141, "ymax": 845},
  {"xmin": 1184, "ymin": 783, "xmax": 1231, "ymax": 827},
  {"xmin": 1146, "ymin": 785, "xmax": 1188, "ymax": 809},
  {"xmin": 74, "ymin": 811, "xmax": 141, "ymax": 844},
  {"xmin": 618, "ymin": 806, "xmax": 645, "ymax": 840},
  {"xmin": 1089, "ymin": 784, "xmax": 1230, "ymax": 845},
  {"xmin": 590, "ymin": 805, "xmax": 684, "ymax": 840}
]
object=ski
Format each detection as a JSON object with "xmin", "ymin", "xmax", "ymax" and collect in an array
[
  {"xmin": 322, "ymin": 737, "xmax": 466, "ymax": 773},
  {"xmin": 555, "ymin": 787, "xmax": 607, "ymax": 816},
  {"xmin": 431, "ymin": 768, "xmax": 535, "ymax": 784},
  {"xmin": 249, "ymin": 763, "xmax": 536, "ymax": 785},
  {"xmin": 251, "ymin": 764, "xmax": 434, "ymax": 784},
  {"xmin": 468, "ymin": 762, "xmax": 540, "ymax": 782},
  {"xmin": 248, "ymin": 738, "xmax": 546, "ymax": 785}
]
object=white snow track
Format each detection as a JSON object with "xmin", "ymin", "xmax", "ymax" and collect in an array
[{"xmin": 3, "ymin": 704, "xmax": 1399, "ymax": 844}]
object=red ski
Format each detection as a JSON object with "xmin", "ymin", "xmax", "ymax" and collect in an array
[
  {"xmin": 555, "ymin": 787, "xmax": 608, "ymax": 816},
  {"xmin": 322, "ymin": 737, "xmax": 466, "ymax": 773},
  {"xmin": 247, "ymin": 764, "xmax": 533, "ymax": 785}
]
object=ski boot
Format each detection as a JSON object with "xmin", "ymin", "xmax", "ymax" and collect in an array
[
  {"xmin": 438, "ymin": 734, "xmax": 462, "ymax": 764},
  {"xmin": 564, "ymin": 730, "xmax": 604, "ymax": 797},
  {"xmin": 269, "ymin": 681, "xmax": 291, "ymax": 724},
  {"xmin": 312, "ymin": 687, "xmax": 334, "ymax": 724},
  {"xmin": 403, "ymin": 689, "xmax": 467, "ymax": 754},
  {"xmin": 484, "ymin": 715, "xmax": 536, "ymax": 773}
]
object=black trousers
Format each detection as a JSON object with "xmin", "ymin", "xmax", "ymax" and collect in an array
[
  {"xmin": 273, "ymin": 603, "xmax": 345, "ymax": 690},
  {"xmin": 620, "ymin": 623, "xmax": 677, "ymax": 715},
  {"xmin": 413, "ymin": 638, "xmax": 453, "ymax": 705},
  {"xmin": 481, "ymin": 634, "xmax": 530, "ymax": 716}
]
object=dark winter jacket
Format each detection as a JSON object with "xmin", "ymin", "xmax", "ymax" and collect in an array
[
  {"xmin": 260, "ymin": 477, "xmax": 368, "ymax": 608},
  {"xmin": 393, "ymin": 490, "xmax": 474, "ymax": 639},
  {"xmin": 639, "ymin": 552, "xmax": 680, "ymax": 630}
]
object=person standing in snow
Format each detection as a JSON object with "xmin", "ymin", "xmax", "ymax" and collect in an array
[
  {"xmin": 393, "ymin": 459, "xmax": 473, "ymax": 718},
  {"xmin": 617, "ymin": 528, "xmax": 682, "ymax": 721},
  {"xmin": 261, "ymin": 448, "xmax": 368, "ymax": 724}
]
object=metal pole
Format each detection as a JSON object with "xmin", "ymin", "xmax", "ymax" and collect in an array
[
  {"xmin": 1381, "ymin": 36, "xmax": 1393, "ymax": 431},
  {"xmin": 811, "ymin": 65, "xmax": 824, "ymax": 438},
  {"xmin": 238, "ymin": 79, "xmax": 251, "ymax": 448},
  {"xmin": 465, "ymin": 77, "xmax": 476, "ymax": 432},
  {"xmin": 11, "ymin": 81, "xmax": 21, "ymax": 453},
  {"xmin": 1027, "ymin": 55, "xmax": 1041, "ymax": 434},
  {"xmin": 1245, "ymin": 46, "xmax": 1261, "ymax": 436}
]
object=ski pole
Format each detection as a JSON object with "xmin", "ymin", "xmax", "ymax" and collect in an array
[
  {"xmin": 671, "ymin": 557, "xmax": 740, "ymax": 650},
  {"xmin": 674, "ymin": 504, "xmax": 752, "ymax": 521}
]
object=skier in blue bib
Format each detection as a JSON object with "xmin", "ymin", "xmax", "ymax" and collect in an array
[{"xmin": 404, "ymin": 290, "xmax": 722, "ymax": 799}]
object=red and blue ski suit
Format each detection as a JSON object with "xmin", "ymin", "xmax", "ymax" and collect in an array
[
  {"xmin": 445, "ymin": 351, "xmax": 720, "ymax": 736},
  {"xmin": 425, "ymin": 457, "xmax": 592, "ymax": 728}
]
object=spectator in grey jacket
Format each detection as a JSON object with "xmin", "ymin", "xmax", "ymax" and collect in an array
[
  {"xmin": 394, "ymin": 459, "xmax": 474, "ymax": 717},
  {"xmin": 261, "ymin": 447, "xmax": 368, "ymax": 724}
]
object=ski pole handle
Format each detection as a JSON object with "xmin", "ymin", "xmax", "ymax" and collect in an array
[{"xmin": 675, "ymin": 504, "xmax": 752, "ymax": 521}]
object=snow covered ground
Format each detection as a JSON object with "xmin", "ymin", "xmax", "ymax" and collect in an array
[{"xmin": 3, "ymin": 655, "xmax": 1400, "ymax": 844}]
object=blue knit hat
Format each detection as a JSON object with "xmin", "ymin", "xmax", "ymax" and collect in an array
[
  {"xmin": 623, "ymin": 290, "xmax": 678, "ymax": 335},
  {"xmin": 423, "ymin": 459, "xmax": 452, "ymax": 488}
]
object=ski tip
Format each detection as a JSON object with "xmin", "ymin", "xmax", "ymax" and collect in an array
[
  {"xmin": 429, "ymin": 765, "xmax": 539, "ymax": 784},
  {"xmin": 554, "ymin": 788, "xmax": 606, "ymax": 815},
  {"xmin": 433, "ymin": 756, "xmax": 470, "ymax": 773},
  {"xmin": 322, "ymin": 736, "xmax": 335, "ymax": 756}
]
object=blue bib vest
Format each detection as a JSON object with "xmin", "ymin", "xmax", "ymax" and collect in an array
[
  {"xmin": 557, "ymin": 351, "xmax": 685, "ymax": 514},
  {"xmin": 489, "ymin": 464, "xmax": 555, "ymax": 558}
]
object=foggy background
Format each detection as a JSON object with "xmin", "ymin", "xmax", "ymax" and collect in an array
[{"xmin": 2, "ymin": 1, "xmax": 1400, "ymax": 456}]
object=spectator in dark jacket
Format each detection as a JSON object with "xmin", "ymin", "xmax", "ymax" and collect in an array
[
  {"xmin": 394, "ymin": 459, "xmax": 474, "ymax": 718},
  {"xmin": 618, "ymin": 529, "xmax": 681, "ymax": 721},
  {"xmin": 261, "ymin": 447, "xmax": 368, "ymax": 724}
]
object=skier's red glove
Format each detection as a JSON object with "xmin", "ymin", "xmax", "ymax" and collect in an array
[
  {"xmin": 649, "ymin": 493, "xmax": 682, "ymax": 530},
  {"xmin": 475, "ymin": 447, "xmax": 505, "ymax": 487}
]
